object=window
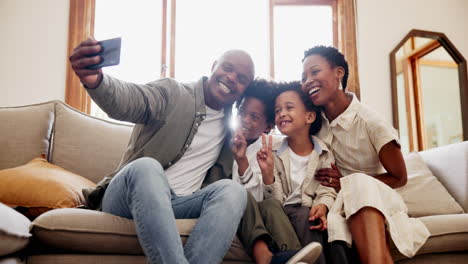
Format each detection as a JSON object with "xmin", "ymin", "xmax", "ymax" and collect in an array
[
  {"xmin": 173, "ymin": 0, "xmax": 269, "ymax": 82},
  {"xmin": 272, "ymin": 2, "xmax": 335, "ymax": 81},
  {"xmin": 94, "ymin": 0, "xmax": 162, "ymax": 84},
  {"xmin": 91, "ymin": 0, "xmax": 163, "ymax": 119},
  {"xmin": 65, "ymin": 0, "xmax": 359, "ymax": 117}
]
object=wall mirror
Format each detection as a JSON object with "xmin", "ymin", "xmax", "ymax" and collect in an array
[{"xmin": 390, "ymin": 29, "xmax": 468, "ymax": 153}]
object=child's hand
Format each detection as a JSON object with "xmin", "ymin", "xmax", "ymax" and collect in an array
[
  {"xmin": 315, "ymin": 163, "xmax": 342, "ymax": 192},
  {"xmin": 231, "ymin": 129, "xmax": 247, "ymax": 161},
  {"xmin": 309, "ymin": 204, "xmax": 328, "ymax": 231},
  {"xmin": 256, "ymin": 134, "xmax": 274, "ymax": 184}
]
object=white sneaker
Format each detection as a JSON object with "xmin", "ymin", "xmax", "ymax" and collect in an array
[{"xmin": 286, "ymin": 242, "xmax": 322, "ymax": 264}]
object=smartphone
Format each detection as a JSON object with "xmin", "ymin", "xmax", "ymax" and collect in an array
[
  {"xmin": 310, "ymin": 218, "xmax": 321, "ymax": 226},
  {"xmin": 87, "ymin": 37, "xmax": 121, "ymax": 69}
]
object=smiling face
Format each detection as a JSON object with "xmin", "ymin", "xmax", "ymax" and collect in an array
[
  {"xmin": 274, "ymin": 91, "xmax": 315, "ymax": 137},
  {"xmin": 301, "ymin": 54, "xmax": 344, "ymax": 106},
  {"xmin": 236, "ymin": 97, "xmax": 272, "ymax": 141},
  {"xmin": 205, "ymin": 50, "xmax": 255, "ymax": 110}
]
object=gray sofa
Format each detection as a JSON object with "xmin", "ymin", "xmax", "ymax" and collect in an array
[{"xmin": 0, "ymin": 100, "xmax": 467, "ymax": 263}]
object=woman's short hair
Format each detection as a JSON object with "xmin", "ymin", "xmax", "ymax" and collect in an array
[{"xmin": 303, "ymin": 45, "xmax": 349, "ymax": 90}]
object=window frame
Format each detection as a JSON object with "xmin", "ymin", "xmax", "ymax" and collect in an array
[
  {"xmin": 66, "ymin": 0, "xmax": 359, "ymax": 113},
  {"xmin": 65, "ymin": 0, "xmax": 95, "ymax": 113}
]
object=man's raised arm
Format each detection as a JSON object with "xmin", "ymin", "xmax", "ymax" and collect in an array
[{"xmin": 69, "ymin": 38, "xmax": 170, "ymax": 124}]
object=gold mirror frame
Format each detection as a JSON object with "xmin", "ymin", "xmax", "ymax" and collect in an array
[{"xmin": 390, "ymin": 29, "xmax": 468, "ymax": 152}]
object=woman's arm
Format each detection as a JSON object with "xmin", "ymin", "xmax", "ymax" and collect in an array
[
  {"xmin": 316, "ymin": 141, "xmax": 407, "ymax": 190},
  {"xmin": 374, "ymin": 140, "xmax": 407, "ymax": 188}
]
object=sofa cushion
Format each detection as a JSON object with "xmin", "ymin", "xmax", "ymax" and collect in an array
[
  {"xmin": 419, "ymin": 214, "xmax": 468, "ymax": 237},
  {"xmin": 0, "ymin": 158, "xmax": 96, "ymax": 218},
  {"xmin": 50, "ymin": 102, "xmax": 133, "ymax": 183},
  {"xmin": 0, "ymin": 203, "xmax": 31, "ymax": 256},
  {"xmin": 419, "ymin": 141, "xmax": 468, "ymax": 212},
  {"xmin": 397, "ymin": 152, "xmax": 464, "ymax": 217},
  {"xmin": 392, "ymin": 214, "xmax": 468, "ymax": 261},
  {"xmin": 31, "ymin": 208, "xmax": 251, "ymax": 261},
  {"xmin": 0, "ymin": 102, "xmax": 54, "ymax": 170}
]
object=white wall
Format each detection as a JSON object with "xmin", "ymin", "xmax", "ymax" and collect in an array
[
  {"xmin": 0, "ymin": 0, "xmax": 69, "ymax": 107},
  {"xmin": 356, "ymin": 0, "xmax": 468, "ymax": 123}
]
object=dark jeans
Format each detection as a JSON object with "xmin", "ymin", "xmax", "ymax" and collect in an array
[
  {"xmin": 237, "ymin": 193, "xmax": 301, "ymax": 256},
  {"xmin": 284, "ymin": 204, "xmax": 360, "ymax": 264}
]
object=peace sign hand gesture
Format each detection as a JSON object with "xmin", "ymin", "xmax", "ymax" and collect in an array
[{"xmin": 256, "ymin": 134, "xmax": 274, "ymax": 185}]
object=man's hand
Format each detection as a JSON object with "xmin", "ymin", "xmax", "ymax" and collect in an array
[
  {"xmin": 309, "ymin": 204, "xmax": 328, "ymax": 231},
  {"xmin": 315, "ymin": 163, "xmax": 343, "ymax": 192},
  {"xmin": 257, "ymin": 134, "xmax": 274, "ymax": 185},
  {"xmin": 69, "ymin": 38, "xmax": 103, "ymax": 89}
]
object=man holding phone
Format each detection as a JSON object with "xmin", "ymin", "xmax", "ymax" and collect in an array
[
  {"xmin": 86, "ymin": 37, "xmax": 121, "ymax": 69},
  {"xmin": 69, "ymin": 38, "xmax": 254, "ymax": 264}
]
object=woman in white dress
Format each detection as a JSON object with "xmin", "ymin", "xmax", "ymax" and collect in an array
[{"xmin": 300, "ymin": 46, "xmax": 429, "ymax": 264}]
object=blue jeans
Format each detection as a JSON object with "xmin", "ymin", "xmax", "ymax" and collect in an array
[{"xmin": 102, "ymin": 157, "xmax": 247, "ymax": 264}]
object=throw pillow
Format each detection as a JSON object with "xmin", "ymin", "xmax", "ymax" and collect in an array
[
  {"xmin": 0, "ymin": 202, "xmax": 32, "ymax": 256},
  {"xmin": 0, "ymin": 158, "xmax": 96, "ymax": 218},
  {"xmin": 397, "ymin": 152, "xmax": 464, "ymax": 217}
]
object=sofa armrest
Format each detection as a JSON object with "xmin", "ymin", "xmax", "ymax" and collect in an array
[
  {"xmin": 0, "ymin": 203, "xmax": 31, "ymax": 257},
  {"xmin": 419, "ymin": 141, "xmax": 468, "ymax": 212}
]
